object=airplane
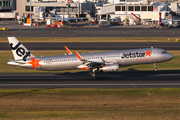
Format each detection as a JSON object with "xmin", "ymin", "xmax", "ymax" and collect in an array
[
  {"xmin": 158, "ymin": 12, "xmax": 169, "ymax": 28},
  {"xmin": 146, "ymin": 12, "xmax": 180, "ymax": 28},
  {"xmin": 7, "ymin": 37, "xmax": 173, "ymax": 77}
]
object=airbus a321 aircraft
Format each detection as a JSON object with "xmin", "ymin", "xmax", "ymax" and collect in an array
[{"xmin": 7, "ymin": 37, "xmax": 173, "ymax": 77}]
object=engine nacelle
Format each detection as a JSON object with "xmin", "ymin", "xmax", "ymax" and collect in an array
[{"xmin": 99, "ymin": 64, "xmax": 119, "ymax": 72}]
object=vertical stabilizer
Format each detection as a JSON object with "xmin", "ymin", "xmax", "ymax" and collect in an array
[{"xmin": 7, "ymin": 37, "xmax": 35, "ymax": 61}]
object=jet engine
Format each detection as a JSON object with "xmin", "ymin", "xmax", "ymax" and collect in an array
[{"xmin": 99, "ymin": 64, "xmax": 119, "ymax": 72}]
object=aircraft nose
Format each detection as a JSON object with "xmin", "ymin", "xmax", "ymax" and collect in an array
[{"xmin": 167, "ymin": 53, "xmax": 174, "ymax": 60}]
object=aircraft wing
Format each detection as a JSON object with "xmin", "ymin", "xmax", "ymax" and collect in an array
[{"xmin": 75, "ymin": 51, "xmax": 105, "ymax": 69}]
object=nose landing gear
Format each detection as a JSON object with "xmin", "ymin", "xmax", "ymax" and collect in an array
[{"xmin": 153, "ymin": 63, "xmax": 157, "ymax": 71}]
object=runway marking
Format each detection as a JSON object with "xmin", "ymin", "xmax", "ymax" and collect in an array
[
  {"xmin": 169, "ymin": 32, "xmax": 175, "ymax": 35},
  {"xmin": 52, "ymin": 27, "xmax": 64, "ymax": 34},
  {"xmin": 0, "ymin": 83, "xmax": 180, "ymax": 86}
]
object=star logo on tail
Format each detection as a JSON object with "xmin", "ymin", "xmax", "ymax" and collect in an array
[
  {"xmin": 145, "ymin": 50, "xmax": 152, "ymax": 57},
  {"xmin": 28, "ymin": 57, "xmax": 42, "ymax": 69}
]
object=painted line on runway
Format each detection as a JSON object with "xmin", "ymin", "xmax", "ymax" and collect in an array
[
  {"xmin": 169, "ymin": 32, "xmax": 175, "ymax": 35},
  {"xmin": 52, "ymin": 27, "xmax": 64, "ymax": 34},
  {"xmin": 0, "ymin": 83, "xmax": 180, "ymax": 86}
]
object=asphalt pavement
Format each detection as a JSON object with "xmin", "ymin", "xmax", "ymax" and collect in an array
[
  {"xmin": 0, "ymin": 71, "xmax": 180, "ymax": 89},
  {"xmin": 0, "ymin": 27, "xmax": 180, "ymax": 37},
  {"xmin": 1, "ymin": 21, "xmax": 180, "ymax": 89},
  {"xmin": 1, "ymin": 42, "xmax": 180, "ymax": 50},
  {"xmin": 1, "ymin": 20, "xmax": 180, "ymax": 37}
]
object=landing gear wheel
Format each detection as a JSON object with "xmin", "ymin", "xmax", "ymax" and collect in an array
[
  {"xmin": 91, "ymin": 73, "xmax": 96, "ymax": 77},
  {"xmin": 89, "ymin": 71, "xmax": 96, "ymax": 77},
  {"xmin": 153, "ymin": 63, "xmax": 157, "ymax": 71}
]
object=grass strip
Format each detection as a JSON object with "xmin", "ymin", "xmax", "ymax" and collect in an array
[
  {"xmin": 0, "ymin": 88, "xmax": 180, "ymax": 120},
  {"xmin": 0, "ymin": 50, "xmax": 180, "ymax": 73},
  {"xmin": 0, "ymin": 37, "xmax": 180, "ymax": 43}
]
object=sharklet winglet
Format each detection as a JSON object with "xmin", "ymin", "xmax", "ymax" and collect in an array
[
  {"xmin": 64, "ymin": 46, "xmax": 73, "ymax": 55},
  {"xmin": 75, "ymin": 51, "xmax": 83, "ymax": 60}
]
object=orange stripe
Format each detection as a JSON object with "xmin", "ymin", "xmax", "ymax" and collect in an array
[
  {"xmin": 78, "ymin": 67, "xmax": 87, "ymax": 70},
  {"xmin": 75, "ymin": 51, "xmax": 82, "ymax": 59}
]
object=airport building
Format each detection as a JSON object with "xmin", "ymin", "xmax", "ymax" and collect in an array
[
  {"xmin": 171, "ymin": 1, "xmax": 180, "ymax": 15},
  {"xmin": 0, "ymin": 0, "xmax": 180, "ymax": 20},
  {"xmin": 15, "ymin": 0, "xmax": 96, "ymax": 17},
  {"xmin": 0, "ymin": 0, "xmax": 14, "ymax": 12},
  {"xmin": 97, "ymin": 3, "xmax": 155, "ymax": 20}
]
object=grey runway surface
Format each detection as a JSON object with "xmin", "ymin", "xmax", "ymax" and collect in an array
[
  {"xmin": 1, "ymin": 28, "xmax": 180, "ymax": 37},
  {"xmin": 0, "ymin": 72, "xmax": 180, "ymax": 89},
  {"xmin": 1, "ymin": 42, "xmax": 180, "ymax": 50}
]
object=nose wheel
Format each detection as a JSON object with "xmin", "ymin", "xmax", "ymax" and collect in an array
[{"xmin": 153, "ymin": 63, "xmax": 157, "ymax": 71}]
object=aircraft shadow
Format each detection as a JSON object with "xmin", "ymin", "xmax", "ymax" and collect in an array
[{"xmin": 54, "ymin": 69, "xmax": 180, "ymax": 81}]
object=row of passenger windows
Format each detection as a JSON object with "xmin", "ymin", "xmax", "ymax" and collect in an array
[
  {"xmin": 44, "ymin": 56, "xmax": 120, "ymax": 63},
  {"xmin": 0, "ymin": 1, "xmax": 11, "ymax": 7}
]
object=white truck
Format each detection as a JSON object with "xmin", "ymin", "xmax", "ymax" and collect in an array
[
  {"xmin": 99, "ymin": 19, "xmax": 107, "ymax": 27},
  {"xmin": 0, "ymin": 12, "xmax": 15, "ymax": 19},
  {"xmin": 109, "ymin": 17, "xmax": 121, "ymax": 25}
]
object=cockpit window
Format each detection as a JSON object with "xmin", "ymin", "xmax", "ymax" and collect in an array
[{"xmin": 162, "ymin": 51, "xmax": 167, "ymax": 54}]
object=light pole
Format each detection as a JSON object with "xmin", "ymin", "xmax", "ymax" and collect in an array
[
  {"xmin": 125, "ymin": 0, "xmax": 127, "ymax": 26},
  {"xmin": 30, "ymin": 0, "xmax": 32, "ymax": 25},
  {"xmin": 78, "ymin": 0, "xmax": 79, "ymax": 18},
  {"xmin": 125, "ymin": 0, "xmax": 127, "ymax": 19}
]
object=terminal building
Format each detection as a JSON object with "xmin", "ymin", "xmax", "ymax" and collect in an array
[
  {"xmin": 0, "ymin": 0, "xmax": 180, "ymax": 20},
  {"xmin": 0, "ymin": 0, "xmax": 14, "ymax": 12},
  {"xmin": 97, "ymin": 3, "xmax": 155, "ymax": 20},
  {"xmin": 15, "ymin": 0, "xmax": 96, "ymax": 18}
]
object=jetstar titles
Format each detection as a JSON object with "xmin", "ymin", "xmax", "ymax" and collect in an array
[{"xmin": 121, "ymin": 51, "xmax": 152, "ymax": 59}]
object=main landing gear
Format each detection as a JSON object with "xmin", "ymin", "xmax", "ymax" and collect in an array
[
  {"xmin": 153, "ymin": 63, "xmax": 157, "ymax": 71},
  {"xmin": 89, "ymin": 68, "xmax": 97, "ymax": 77}
]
